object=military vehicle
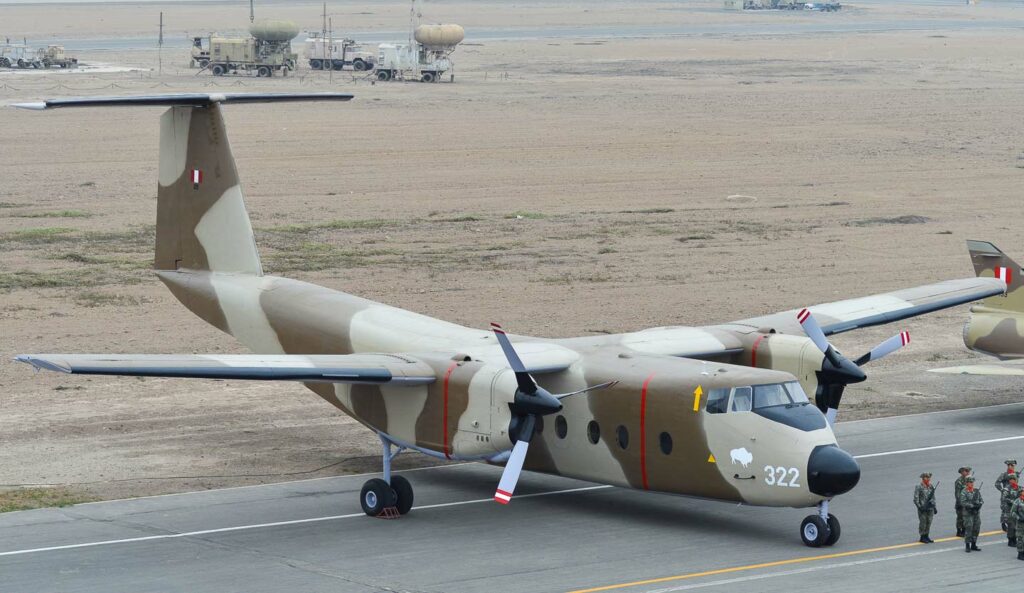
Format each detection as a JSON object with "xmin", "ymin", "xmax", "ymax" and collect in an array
[
  {"xmin": 191, "ymin": 20, "xmax": 299, "ymax": 77},
  {"xmin": 0, "ymin": 44, "xmax": 42, "ymax": 68},
  {"xmin": 13, "ymin": 93, "xmax": 1004, "ymax": 547},
  {"xmin": 304, "ymin": 35, "xmax": 374, "ymax": 71},
  {"xmin": 376, "ymin": 24, "xmax": 463, "ymax": 82},
  {"xmin": 37, "ymin": 45, "xmax": 77, "ymax": 69}
]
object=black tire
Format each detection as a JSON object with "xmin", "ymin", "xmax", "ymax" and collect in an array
[
  {"xmin": 391, "ymin": 475, "xmax": 414, "ymax": 515},
  {"xmin": 198, "ymin": 59, "xmax": 210, "ymax": 69},
  {"xmin": 421, "ymin": 72, "xmax": 435, "ymax": 83},
  {"xmin": 0, "ymin": 58, "xmax": 9, "ymax": 68},
  {"xmin": 824, "ymin": 514, "xmax": 841, "ymax": 546},
  {"xmin": 211, "ymin": 64, "xmax": 226, "ymax": 76},
  {"xmin": 800, "ymin": 515, "xmax": 830, "ymax": 547},
  {"xmin": 377, "ymin": 70, "xmax": 391, "ymax": 81},
  {"xmin": 310, "ymin": 59, "xmax": 322, "ymax": 70},
  {"xmin": 257, "ymin": 66, "xmax": 271, "ymax": 77},
  {"xmin": 360, "ymin": 478, "xmax": 396, "ymax": 517},
  {"xmin": 323, "ymin": 60, "xmax": 333, "ymax": 71},
  {"xmin": 353, "ymin": 59, "xmax": 367, "ymax": 71}
]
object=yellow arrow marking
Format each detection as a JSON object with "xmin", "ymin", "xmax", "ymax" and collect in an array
[
  {"xmin": 565, "ymin": 530, "xmax": 1006, "ymax": 593},
  {"xmin": 692, "ymin": 385, "xmax": 703, "ymax": 412},
  {"xmin": 707, "ymin": 454, "xmax": 716, "ymax": 463}
]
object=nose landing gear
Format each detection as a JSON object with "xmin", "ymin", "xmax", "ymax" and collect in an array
[
  {"xmin": 360, "ymin": 433, "xmax": 414, "ymax": 518},
  {"xmin": 801, "ymin": 500, "xmax": 841, "ymax": 547}
]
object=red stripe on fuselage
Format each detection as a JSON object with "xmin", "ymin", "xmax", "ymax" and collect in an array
[
  {"xmin": 443, "ymin": 362, "xmax": 458, "ymax": 459},
  {"xmin": 640, "ymin": 373, "xmax": 655, "ymax": 490},
  {"xmin": 751, "ymin": 334, "xmax": 767, "ymax": 368}
]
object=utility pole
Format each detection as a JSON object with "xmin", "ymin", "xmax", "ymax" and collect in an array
[
  {"xmin": 250, "ymin": 0, "xmax": 255, "ymax": 23},
  {"xmin": 328, "ymin": 16, "xmax": 333, "ymax": 83},
  {"xmin": 158, "ymin": 12, "xmax": 164, "ymax": 75}
]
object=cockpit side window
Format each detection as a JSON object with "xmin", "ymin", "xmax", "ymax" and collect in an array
[
  {"xmin": 731, "ymin": 386, "xmax": 752, "ymax": 412},
  {"xmin": 784, "ymin": 381, "xmax": 810, "ymax": 404},
  {"xmin": 705, "ymin": 388, "xmax": 730, "ymax": 414},
  {"xmin": 753, "ymin": 383, "xmax": 789, "ymax": 409}
]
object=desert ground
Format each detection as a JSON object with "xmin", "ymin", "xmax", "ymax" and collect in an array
[{"xmin": 2, "ymin": 0, "xmax": 1024, "ymax": 506}]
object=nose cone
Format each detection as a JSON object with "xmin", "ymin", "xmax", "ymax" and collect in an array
[{"xmin": 807, "ymin": 445, "xmax": 860, "ymax": 497}]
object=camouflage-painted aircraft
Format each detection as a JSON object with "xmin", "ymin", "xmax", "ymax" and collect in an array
[
  {"xmin": 932, "ymin": 240, "xmax": 1024, "ymax": 375},
  {"xmin": 12, "ymin": 94, "xmax": 1006, "ymax": 547}
]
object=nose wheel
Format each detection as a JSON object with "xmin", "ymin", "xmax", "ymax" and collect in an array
[
  {"xmin": 801, "ymin": 501, "xmax": 841, "ymax": 547},
  {"xmin": 361, "ymin": 433, "xmax": 414, "ymax": 518}
]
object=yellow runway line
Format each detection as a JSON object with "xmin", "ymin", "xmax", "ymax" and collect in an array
[{"xmin": 567, "ymin": 530, "xmax": 1005, "ymax": 593}]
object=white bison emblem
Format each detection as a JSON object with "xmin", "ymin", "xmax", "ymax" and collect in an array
[{"xmin": 730, "ymin": 447, "xmax": 753, "ymax": 468}]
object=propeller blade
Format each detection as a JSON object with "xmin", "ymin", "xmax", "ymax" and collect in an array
[
  {"xmin": 554, "ymin": 380, "xmax": 619, "ymax": 400},
  {"xmin": 796, "ymin": 308, "xmax": 830, "ymax": 353},
  {"xmin": 853, "ymin": 331, "xmax": 910, "ymax": 366},
  {"xmin": 495, "ymin": 415, "xmax": 536, "ymax": 504},
  {"xmin": 491, "ymin": 322, "xmax": 537, "ymax": 394}
]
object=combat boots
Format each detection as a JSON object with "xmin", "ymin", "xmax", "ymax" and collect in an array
[
  {"xmin": 965, "ymin": 540, "xmax": 971, "ymax": 553},
  {"xmin": 1018, "ymin": 552, "xmax": 1024, "ymax": 561},
  {"xmin": 971, "ymin": 542, "xmax": 981, "ymax": 551},
  {"xmin": 1009, "ymin": 537, "xmax": 1016, "ymax": 547}
]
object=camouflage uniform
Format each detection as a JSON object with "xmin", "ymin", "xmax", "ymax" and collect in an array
[
  {"xmin": 1012, "ymin": 495, "xmax": 1024, "ymax": 560},
  {"xmin": 913, "ymin": 473, "xmax": 937, "ymax": 543},
  {"xmin": 954, "ymin": 467, "xmax": 971, "ymax": 537},
  {"xmin": 958, "ymin": 478, "xmax": 983, "ymax": 552},
  {"xmin": 995, "ymin": 460, "xmax": 1019, "ymax": 495},
  {"xmin": 1002, "ymin": 482, "xmax": 1021, "ymax": 546}
]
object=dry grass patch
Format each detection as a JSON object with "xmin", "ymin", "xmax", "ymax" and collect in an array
[{"xmin": 0, "ymin": 487, "xmax": 97, "ymax": 513}]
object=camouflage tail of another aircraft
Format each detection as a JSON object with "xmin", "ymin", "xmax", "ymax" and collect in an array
[{"xmin": 963, "ymin": 240, "xmax": 1024, "ymax": 360}]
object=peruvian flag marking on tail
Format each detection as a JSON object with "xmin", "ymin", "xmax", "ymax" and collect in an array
[
  {"xmin": 797, "ymin": 308, "xmax": 811, "ymax": 324},
  {"xmin": 900, "ymin": 331, "xmax": 910, "ymax": 346},
  {"xmin": 996, "ymin": 266, "xmax": 1013, "ymax": 285},
  {"xmin": 192, "ymin": 169, "xmax": 203, "ymax": 190},
  {"xmin": 494, "ymin": 489, "xmax": 512, "ymax": 504}
]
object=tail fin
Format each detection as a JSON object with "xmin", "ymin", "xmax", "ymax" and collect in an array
[
  {"xmin": 967, "ymin": 240, "xmax": 1020, "ymax": 311},
  {"xmin": 13, "ymin": 93, "xmax": 353, "ymax": 274}
]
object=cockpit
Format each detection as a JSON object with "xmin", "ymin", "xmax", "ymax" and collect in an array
[{"xmin": 705, "ymin": 381, "xmax": 826, "ymax": 431}]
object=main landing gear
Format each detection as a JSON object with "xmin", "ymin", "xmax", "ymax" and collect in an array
[
  {"xmin": 360, "ymin": 433, "xmax": 414, "ymax": 518},
  {"xmin": 800, "ymin": 500, "xmax": 841, "ymax": 547}
]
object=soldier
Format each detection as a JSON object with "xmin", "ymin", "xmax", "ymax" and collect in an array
[
  {"xmin": 914, "ymin": 472, "xmax": 937, "ymax": 543},
  {"xmin": 959, "ymin": 476, "xmax": 983, "ymax": 552},
  {"xmin": 996, "ymin": 459, "xmax": 1019, "ymax": 496},
  {"xmin": 1012, "ymin": 489, "xmax": 1024, "ymax": 561},
  {"xmin": 954, "ymin": 466, "xmax": 972, "ymax": 537},
  {"xmin": 1002, "ymin": 476, "xmax": 1021, "ymax": 546}
]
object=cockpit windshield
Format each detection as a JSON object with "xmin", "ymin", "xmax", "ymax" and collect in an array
[{"xmin": 705, "ymin": 381, "xmax": 809, "ymax": 414}]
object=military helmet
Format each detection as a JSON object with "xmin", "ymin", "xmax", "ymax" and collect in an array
[
  {"xmin": 920, "ymin": 472, "xmax": 932, "ymax": 479},
  {"xmin": 1005, "ymin": 459, "xmax": 1017, "ymax": 466},
  {"xmin": 965, "ymin": 476, "xmax": 976, "ymax": 483},
  {"xmin": 958, "ymin": 466, "xmax": 972, "ymax": 473}
]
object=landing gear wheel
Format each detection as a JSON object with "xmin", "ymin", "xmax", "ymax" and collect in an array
[
  {"xmin": 823, "ymin": 514, "xmax": 841, "ymax": 546},
  {"xmin": 390, "ymin": 475, "xmax": 414, "ymax": 515},
  {"xmin": 800, "ymin": 515, "xmax": 831, "ymax": 547},
  {"xmin": 360, "ymin": 478, "xmax": 396, "ymax": 517}
]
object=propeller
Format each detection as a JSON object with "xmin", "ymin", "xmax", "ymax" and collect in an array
[
  {"xmin": 490, "ymin": 322, "xmax": 616, "ymax": 504},
  {"xmin": 796, "ymin": 309, "xmax": 910, "ymax": 425}
]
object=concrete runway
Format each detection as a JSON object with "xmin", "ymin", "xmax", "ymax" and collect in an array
[{"xmin": 3, "ymin": 403, "xmax": 1024, "ymax": 593}]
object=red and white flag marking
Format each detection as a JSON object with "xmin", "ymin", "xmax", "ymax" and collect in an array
[
  {"xmin": 494, "ymin": 488, "xmax": 512, "ymax": 504},
  {"xmin": 192, "ymin": 169, "xmax": 203, "ymax": 190},
  {"xmin": 899, "ymin": 331, "xmax": 910, "ymax": 346},
  {"xmin": 996, "ymin": 266, "xmax": 1013, "ymax": 285}
]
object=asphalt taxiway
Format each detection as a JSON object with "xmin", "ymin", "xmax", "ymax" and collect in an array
[{"xmin": 2, "ymin": 403, "xmax": 1024, "ymax": 593}]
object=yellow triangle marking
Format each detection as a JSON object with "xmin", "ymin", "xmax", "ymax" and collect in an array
[{"xmin": 708, "ymin": 454, "xmax": 716, "ymax": 463}]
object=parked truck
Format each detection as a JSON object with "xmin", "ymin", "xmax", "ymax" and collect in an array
[
  {"xmin": 191, "ymin": 20, "xmax": 299, "ymax": 77},
  {"xmin": 37, "ymin": 45, "xmax": 77, "ymax": 68},
  {"xmin": 0, "ymin": 44, "xmax": 42, "ymax": 68},
  {"xmin": 375, "ymin": 24, "xmax": 463, "ymax": 82},
  {"xmin": 304, "ymin": 35, "xmax": 375, "ymax": 71}
]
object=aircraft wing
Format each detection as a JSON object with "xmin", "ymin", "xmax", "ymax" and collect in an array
[
  {"xmin": 14, "ymin": 353, "xmax": 436, "ymax": 385},
  {"xmin": 929, "ymin": 362, "xmax": 1024, "ymax": 376},
  {"xmin": 720, "ymin": 277, "xmax": 1006, "ymax": 337}
]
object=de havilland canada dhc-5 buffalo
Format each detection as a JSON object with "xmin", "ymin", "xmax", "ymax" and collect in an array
[{"xmin": 12, "ymin": 93, "xmax": 1006, "ymax": 547}]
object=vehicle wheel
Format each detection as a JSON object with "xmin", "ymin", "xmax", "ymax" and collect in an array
[
  {"xmin": 823, "ymin": 514, "xmax": 841, "ymax": 546},
  {"xmin": 390, "ymin": 475, "xmax": 414, "ymax": 515},
  {"xmin": 800, "ymin": 515, "xmax": 831, "ymax": 547},
  {"xmin": 360, "ymin": 478, "xmax": 396, "ymax": 517},
  {"xmin": 17, "ymin": 59, "xmax": 26, "ymax": 68},
  {"xmin": 421, "ymin": 72, "xmax": 435, "ymax": 83},
  {"xmin": 198, "ymin": 59, "xmax": 209, "ymax": 69},
  {"xmin": 257, "ymin": 66, "xmax": 271, "ymax": 77},
  {"xmin": 211, "ymin": 64, "xmax": 225, "ymax": 76},
  {"xmin": 0, "ymin": 58, "xmax": 9, "ymax": 67},
  {"xmin": 353, "ymin": 59, "xmax": 367, "ymax": 71},
  {"xmin": 323, "ymin": 60, "xmax": 333, "ymax": 71},
  {"xmin": 377, "ymin": 70, "xmax": 391, "ymax": 81},
  {"xmin": 310, "ymin": 59, "xmax": 322, "ymax": 70}
]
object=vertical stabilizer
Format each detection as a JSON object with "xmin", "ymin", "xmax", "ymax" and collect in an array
[
  {"xmin": 965, "ymin": 240, "xmax": 1024, "ymax": 358},
  {"xmin": 156, "ymin": 104, "xmax": 262, "ymax": 274},
  {"xmin": 967, "ymin": 240, "xmax": 1020, "ymax": 311}
]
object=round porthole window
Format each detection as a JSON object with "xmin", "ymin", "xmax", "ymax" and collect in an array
[
  {"xmin": 659, "ymin": 432, "xmax": 673, "ymax": 455},
  {"xmin": 616, "ymin": 425, "xmax": 629, "ymax": 450},
  {"xmin": 555, "ymin": 415, "xmax": 568, "ymax": 439},
  {"xmin": 587, "ymin": 420, "xmax": 600, "ymax": 444}
]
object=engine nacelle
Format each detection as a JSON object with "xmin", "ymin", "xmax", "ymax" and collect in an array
[{"xmin": 744, "ymin": 333, "xmax": 825, "ymax": 397}]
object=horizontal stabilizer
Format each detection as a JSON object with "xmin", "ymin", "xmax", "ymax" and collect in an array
[
  {"xmin": 929, "ymin": 363, "xmax": 1024, "ymax": 376},
  {"xmin": 15, "ymin": 353, "xmax": 435, "ymax": 385},
  {"xmin": 11, "ymin": 92, "xmax": 353, "ymax": 111}
]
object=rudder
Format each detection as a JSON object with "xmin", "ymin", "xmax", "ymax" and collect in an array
[{"xmin": 967, "ymin": 240, "xmax": 1020, "ymax": 311}]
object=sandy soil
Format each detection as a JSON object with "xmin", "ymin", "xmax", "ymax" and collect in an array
[{"xmin": 3, "ymin": 1, "xmax": 1024, "ymax": 501}]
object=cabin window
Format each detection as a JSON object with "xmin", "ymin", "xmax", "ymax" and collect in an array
[
  {"xmin": 616, "ymin": 425, "xmax": 629, "ymax": 450},
  {"xmin": 587, "ymin": 420, "xmax": 601, "ymax": 444},
  {"xmin": 705, "ymin": 388, "xmax": 731, "ymax": 414},
  {"xmin": 555, "ymin": 415, "xmax": 568, "ymax": 439},
  {"xmin": 731, "ymin": 386, "xmax": 753, "ymax": 412},
  {"xmin": 659, "ymin": 432, "xmax": 673, "ymax": 455}
]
